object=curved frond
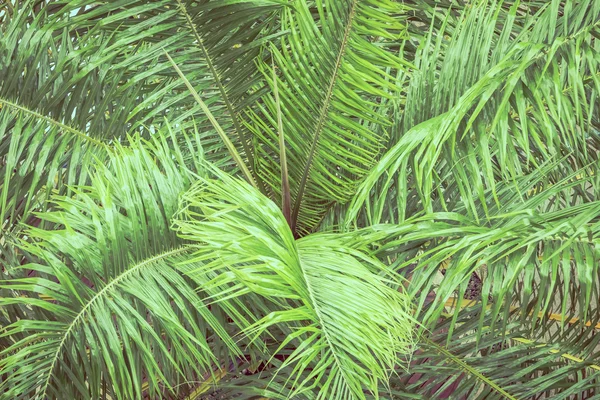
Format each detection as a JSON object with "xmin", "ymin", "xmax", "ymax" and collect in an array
[
  {"xmin": 345, "ymin": 0, "xmax": 600, "ymax": 227},
  {"xmin": 173, "ymin": 173, "xmax": 416, "ymax": 399},
  {"xmin": 0, "ymin": 136, "xmax": 239, "ymax": 399},
  {"xmin": 0, "ymin": 0, "xmax": 285, "ymax": 254}
]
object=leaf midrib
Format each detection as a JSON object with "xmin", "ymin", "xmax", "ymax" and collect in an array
[
  {"xmin": 174, "ymin": 0, "xmax": 265, "ymax": 193},
  {"xmin": 0, "ymin": 97, "xmax": 106, "ymax": 147},
  {"xmin": 423, "ymin": 336, "xmax": 518, "ymax": 400},
  {"xmin": 294, "ymin": 249, "xmax": 354, "ymax": 396}
]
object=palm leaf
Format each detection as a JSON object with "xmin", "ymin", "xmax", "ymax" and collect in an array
[
  {"xmin": 396, "ymin": 304, "xmax": 600, "ymax": 399},
  {"xmin": 0, "ymin": 135, "xmax": 243, "ymax": 399},
  {"xmin": 173, "ymin": 172, "xmax": 416, "ymax": 399},
  {"xmin": 245, "ymin": 0, "xmax": 413, "ymax": 236},
  {"xmin": 345, "ymin": 0, "xmax": 600, "ymax": 227},
  {"xmin": 0, "ymin": 0, "xmax": 285, "ymax": 249}
]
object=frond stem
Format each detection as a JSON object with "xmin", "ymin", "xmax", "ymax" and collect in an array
[{"xmin": 174, "ymin": 0, "xmax": 265, "ymax": 194}]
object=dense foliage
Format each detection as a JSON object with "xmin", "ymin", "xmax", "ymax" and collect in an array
[{"xmin": 1, "ymin": 0, "xmax": 600, "ymax": 398}]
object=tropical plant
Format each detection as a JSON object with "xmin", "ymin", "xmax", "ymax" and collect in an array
[{"xmin": 1, "ymin": 0, "xmax": 600, "ymax": 398}]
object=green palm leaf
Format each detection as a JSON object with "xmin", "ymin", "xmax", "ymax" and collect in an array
[
  {"xmin": 173, "ymin": 172, "xmax": 416, "ymax": 399},
  {"xmin": 3, "ymin": 0, "xmax": 600, "ymax": 398},
  {"xmin": 345, "ymin": 0, "xmax": 600, "ymax": 227},
  {"xmin": 0, "ymin": 135, "xmax": 242, "ymax": 399},
  {"xmin": 245, "ymin": 0, "xmax": 413, "ymax": 236},
  {"xmin": 398, "ymin": 305, "xmax": 600, "ymax": 399},
  {"xmin": 0, "ymin": 0, "xmax": 285, "ymax": 250}
]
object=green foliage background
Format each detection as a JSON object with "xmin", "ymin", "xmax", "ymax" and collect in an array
[{"xmin": 1, "ymin": 0, "xmax": 600, "ymax": 398}]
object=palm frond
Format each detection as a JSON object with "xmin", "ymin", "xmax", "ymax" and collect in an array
[
  {"xmin": 396, "ymin": 305, "xmax": 600, "ymax": 399},
  {"xmin": 0, "ymin": 135, "xmax": 241, "ymax": 399},
  {"xmin": 4, "ymin": 1, "xmax": 600, "ymax": 398},
  {"xmin": 173, "ymin": 172, "xmax": 416, "ymax": 399},
  {"xmin": 0, "ymin": 0, "xmax": 285, "ymax": 247},
  {"xmin": 245, "ymin": 0, "xmax": 413, "ymax": 235},
  {"xmin": 345, "ymin": 0, "xmax": 600, "ymax": 227},
  {"xmin": 334, "ymin": 163, "xmax": 600, "ymax": 363}
]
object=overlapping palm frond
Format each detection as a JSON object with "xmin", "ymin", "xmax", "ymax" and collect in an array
[
  {"xmin": 339, "ymin": 163, "xmax": 599, "ymax": 326},
  {"xmin": 3, "ymin": 0, "xmax": 600, "ymax": 398},
  {"xmin": 243, "ymin": 0, "xmax": 414, "ymax": 236},
  {"xmin": 202, "ymin": 304, "xmax": 600, "ymax": 399},
  {"xmin": 325, "ymin": 1, "xmax": 600, "ymax": 388},
  {"xmin": 0, "ymin": 1, "xmax": 116, "ymax": 258},
  {"xmin": 3, "ymin": 0, "xmax": 285, "ymax": 136},
  {"xmin": 336, "ymin": 192, "xmax": 600, "ymax": 399},
  {"xmin": 397, "ymin": 304, "xmax": 600, "ymax": 399},
  {"xmin": 345, "ymin": 0, "xmax": 600, "ymax": 227},
  {"xmin": 314, "ymin": 166, "xmax": 598, "ymax": 397},
  {"xmin": 0, "ymin": 134, "xmax": 248, "ymax": 399},
  {"xmin": 173, "ymin": 173, "xmax": 416, "ymax": 399},
  {"xmin": 0, "ymin": 0, "xmax": 285, "ymax": 260}
]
